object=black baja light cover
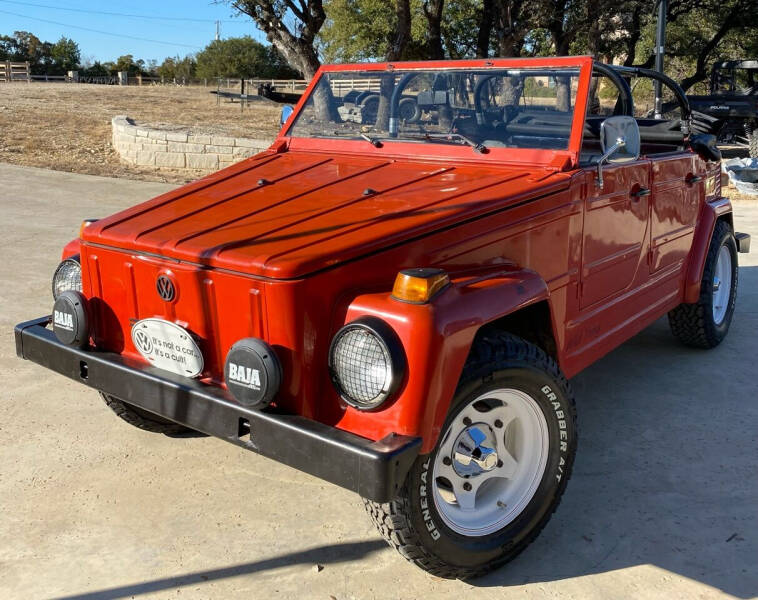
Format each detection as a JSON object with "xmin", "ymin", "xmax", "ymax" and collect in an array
[
  {"xmin": 52, "ymin": 290, "xmax": 89, "ymax": 347},
  {"xmin": 224, "ymin": 338, "xmax": 282, "ymax": 408}
]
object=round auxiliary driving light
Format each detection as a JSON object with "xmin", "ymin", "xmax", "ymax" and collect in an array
[
  {"xmin": 328, "ymin": 317, "xmax": 405, "ymax": 410},
  {"xmin": 52, "ymin": 257, "xmax": 82, "ymax": 301},
  {"xmin": 52, "ymin": 290, "xmax": 89, "ymax": 348},
  {"xmin": 224, "ymin": 338, "xmax": 282, "ymax": 408}
]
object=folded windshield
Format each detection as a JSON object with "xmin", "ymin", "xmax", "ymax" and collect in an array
[{"xmin": 287, "ymin": 68, "xmax": 581, "ymax": 151}]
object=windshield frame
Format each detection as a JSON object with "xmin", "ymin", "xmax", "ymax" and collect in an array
[{"xmin": 279, "ymin": 56, "xmax": 594, "ymax": 168}]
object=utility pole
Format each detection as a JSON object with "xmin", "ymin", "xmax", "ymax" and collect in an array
[
  {"xmin": 654, "ymin": 0, "xmax": 668, "ymax": 118},
  {"xmin": 215, "ymin": 20, "xmax": 220, "ymax": 41}
]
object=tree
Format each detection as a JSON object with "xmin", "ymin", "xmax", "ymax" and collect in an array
[
  {"xmin": 423, "ymin": 0, "xmax": 445, "ymax": 60},
  {"xmin": 50, "ymin": 37, "xmax": 80, "ymax": 72},
  {"xmin": 227, "ymin": 0, "xmax": 326, "ymax": 79},
  {"xmin": 195, "ymin": 37, "xmax": 299, "ymax": 79},
  {"xmin": 157, "ymin": 55, "xmax": 197, "ymax": 80}
]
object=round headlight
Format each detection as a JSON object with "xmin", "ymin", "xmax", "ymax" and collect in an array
[
  {"xmin": 328, "ymin": 317, "xmax": 405, "ymax": 410},
  {"xmin": 52, "ymin": 257, "xmax": 82, "ymax": 300}
]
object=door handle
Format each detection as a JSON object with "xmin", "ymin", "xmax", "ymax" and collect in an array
[
  {"xmin": 686, "ymin": 175, "xmax": 703, "ymax": 185},
  {"xmin": 631, "ymin": 188, "xmax": 651, "ymax": 199}
]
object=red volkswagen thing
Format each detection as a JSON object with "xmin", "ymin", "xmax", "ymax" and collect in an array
[{"xmin": 16, "ymin": 57, "xmax": 750, "ymax": 577}]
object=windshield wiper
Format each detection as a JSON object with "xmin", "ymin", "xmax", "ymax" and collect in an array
[
  {"xmin": 360, "ymin": 133, "xmax": 383, "ymax": 148},
  {"xmin": 402, "ymin": 132, "xmax": 488, "ymax": 154}
]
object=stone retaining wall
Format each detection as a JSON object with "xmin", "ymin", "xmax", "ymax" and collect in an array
[{"xmin": 111, "ymin": 115, "xmax": 272, "ymax": 172}]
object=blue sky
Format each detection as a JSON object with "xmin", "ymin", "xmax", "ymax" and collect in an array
[{"xmin": 0, "ymin": 0, "xmax": 267, "ymax": 64}]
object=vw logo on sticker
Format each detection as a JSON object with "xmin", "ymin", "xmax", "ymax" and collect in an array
[
  {"xmin": 133, "ymin": 328, "xmax": 153, "ymax": 354},
  {"xmin": 130, "ymin": 318, "xmax": 204, "ymax": 378}
]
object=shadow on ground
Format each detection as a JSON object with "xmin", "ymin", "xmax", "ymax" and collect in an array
[
  {"xmin": 473, "ymin": 265, "xmax": 758, "ymax": 597},
  {"xmin": 51, "ymin": 540, "xmax": 386, "ymax": 600},
  {"xmin": 50, "ymin": 269, "xmax": 758, "ymax": 600}
]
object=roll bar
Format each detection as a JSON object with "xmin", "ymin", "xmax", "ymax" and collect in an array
[
  {"xmin": 386, "ymin": 61, "xmax": 691, "ymax": 138},
  {"xmin": 609, "ymin": 64, "xmax": 691, "ymax": 122}
]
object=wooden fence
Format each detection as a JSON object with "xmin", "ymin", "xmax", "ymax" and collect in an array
[{"xmin": 0, "ymin": 61, "xmax": 31, "ymax": 83}]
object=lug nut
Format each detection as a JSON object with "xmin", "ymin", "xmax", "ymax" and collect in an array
[
  {"xmin": 442, "ymin": 456, "xmax": 451, "ymax": 466},
  {"xmin": 494, "ymin": 419, "xmax": 503, "ymax": 428},
  {"xmin": 463, "ymin": 482, "xmax": 472, "ymax": 491},
  {"xmin": 462, "ymin": 417, "xmax": 472, "ymax": 426},
  {"xmin": 497, "ymin": 460, "xmax": 503, "ymax": 468}
]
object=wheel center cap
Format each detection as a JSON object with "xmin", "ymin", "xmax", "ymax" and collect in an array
[{"xmin": 451, "ymin": 424, "xmax": 499, "ymax": 477}]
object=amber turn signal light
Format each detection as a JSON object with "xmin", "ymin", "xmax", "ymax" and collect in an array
[
  {"xmin": 79, "ymin": 219, "xmax": 98, "ymax": 238},
  {"xmin": 392, "ymin": 268, "xmax": 450, "ymax": 303}
]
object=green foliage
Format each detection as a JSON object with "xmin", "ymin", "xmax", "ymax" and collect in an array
[
  {"xmin": 50, "ymin": 37, "xmax": 80, "ymax": 72},
  {"xmin": 320, "ymin": 0, "xmax": 428, "ymax": 62},
  {"xmin": 157, "ymin": 55, "xmax": 197, "ymax": 80},
  {"xmin": 195, "ymin": 36, "xmax": 300, "ymax": 79}
]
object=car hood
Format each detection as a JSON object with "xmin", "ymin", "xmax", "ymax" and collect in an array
[{"xmin": 83, "ymin": 151, "xmax": 567, "ymax": 279}]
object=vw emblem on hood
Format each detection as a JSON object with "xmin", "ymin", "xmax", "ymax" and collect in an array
[{"xmin": 156, "ymin": 275, "xmax": 176, "ymax": 302}]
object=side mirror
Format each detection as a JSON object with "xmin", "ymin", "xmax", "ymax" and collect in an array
[
  {"xmin": 279, "ymin": 105, "xmax": 294, "ymax": 127},
  {"xmin": 689, "ymin": 133, "xmax": 722, "ymax": 162},
  {"xmin": 597, "ymin": 116, "xmax": 641, "ymax": 189}
]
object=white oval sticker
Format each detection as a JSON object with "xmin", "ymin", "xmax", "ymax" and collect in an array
[{"xmin": 131, "ymin": 318, "xmax": 204, "ymax": 378}]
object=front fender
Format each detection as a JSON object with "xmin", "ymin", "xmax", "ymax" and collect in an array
[
  {"xmin": 62, "ymin": 238, "xmax": 80, "ymax": 261},
  {"xmin": 335, "ymin": 267, "xmax": 550, "ymax": 453}
]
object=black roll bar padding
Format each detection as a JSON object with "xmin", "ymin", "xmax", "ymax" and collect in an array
[
  {"xmin": 389, "ymin": 72, "xmax": 417, "ymax": 137},
  {"xmin": 474, "ymin": 74, "xmax": 496, "ymax": 123},
  {"xmin": 592, "ymin": 62, "xmax": 633, "ymax": 117},
  {"xmin": 608, "ymin": 64, "xmax": 692, "ymax": 122}
]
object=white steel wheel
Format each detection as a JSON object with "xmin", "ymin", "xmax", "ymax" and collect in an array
[
  {"xmin": 712, "ymin": 245, "xmax": 733, "ymax": 325},
  {"xmin": 431, "ymin": 388, "xmax": 550, "ymax": 537}
]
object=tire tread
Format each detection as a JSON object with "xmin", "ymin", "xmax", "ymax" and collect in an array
[
  {"xmin": 101, "ymin": 392, "xmax": 189, "ymax": 435},
  {"xmin": 364, "ymin": 332, "xmax": 576, "ymax": 579},
  {"xmin": 668, "ymin": 220, "xmax": 736, "ymax": 348}
]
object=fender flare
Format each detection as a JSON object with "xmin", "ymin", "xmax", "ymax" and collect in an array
[
  {"xmin": 683, "ymin": 197, "xmax": 732, "ymax": 304},
  {"xmin": 62, "ymin": 238, "xmax": 80, "ymax": 261},
  {"xmin": 338, "ymin": 267, "xmax": 554, "ymax": 453}
]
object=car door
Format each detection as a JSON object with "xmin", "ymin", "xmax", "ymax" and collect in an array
[
  {"xmin": 648, "ymin": 152, "xmax": 703, "ymax": 275},
  {"xmin": 580, "ymin": 159, "xmax": 652, "ymax": 309}
]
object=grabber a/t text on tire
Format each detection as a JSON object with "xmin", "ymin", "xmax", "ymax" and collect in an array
[
  {"xmin": 364, "ymin": 332, "xmax": 577, "ymax": 579},
  {"xmin": 668, "ymin": 219, "xmax": 738, "ymax": 348}
]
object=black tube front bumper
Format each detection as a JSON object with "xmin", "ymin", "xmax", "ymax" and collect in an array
[{"xmin": 15, "ymin": 317, "xmax": 421, "ymax": 502}]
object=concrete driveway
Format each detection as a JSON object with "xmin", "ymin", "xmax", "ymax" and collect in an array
[{"xmin": 1, "ymin": 163, "xmax": 756, "ymax": 600}]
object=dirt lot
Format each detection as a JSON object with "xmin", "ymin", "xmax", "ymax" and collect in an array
[
  {"xmin": 0, "ymin": 83, "xmax": 282, "ymax": 183},
  {"xmin": 0, "ymin": 82, "xmax": 755, "ymax": 198}
]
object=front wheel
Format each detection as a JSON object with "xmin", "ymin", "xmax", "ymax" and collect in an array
[
  {"xmin": 101, "ymin": 392, "xmax": 194, "ymax": 436},
  {"xmin": 668, "ymin": 220, "xmax": 738, "ymax": 348},
  {"xmin": 364, "ymin": 332, "xmax": 577, "ymax": 579}
]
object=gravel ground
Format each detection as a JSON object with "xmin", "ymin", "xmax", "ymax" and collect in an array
[
  {"xmin": 0, "ymin": 83, "xmax": 281, "ymax": 184},
  {"xmin": 1, "ymin": 165, "xmax": 757, "ymax": 600}
]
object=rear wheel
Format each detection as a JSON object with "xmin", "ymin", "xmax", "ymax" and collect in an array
[
  {"xmin": 364, "ymin": 332, "xmax": 577, "ymax": 579},
  {"xmin": 101, "ymin": 392, "xmax": 192, "ymax": 435},
  {"xmin": 668, "ymin": 220, "xmax": 738, "ymax": 348}
]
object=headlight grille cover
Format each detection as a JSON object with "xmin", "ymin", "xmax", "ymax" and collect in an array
[
  {"xmin": 52, "ymin": 257, "xmax": 82, "ymax": 300},
  {"xmin": 329, "ymin": 317, "xmax": 405, "ymax": 410}
]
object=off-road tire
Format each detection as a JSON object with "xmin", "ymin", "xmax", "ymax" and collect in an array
[
  {"xmin": 668, "ymin": 220, "xmax": 738, "ymax": 348},
  {"xmin": 101, "ymin": 392, "xmax": 191, "ymax": 435},
  {"xmin": 749, "ymin": 127, "xmax": 758, "ymax": 159},
  {"xmin": 363, "ymin": 332, "xmax": 577, "ymax": 579}
]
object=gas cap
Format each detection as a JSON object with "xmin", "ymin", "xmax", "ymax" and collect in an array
[
  {"xmin": 224, "ymin": 338, "xmax": 282, "ymax": 408},
  {"xmin": 52, "ymin": 290, "xmax": 89, "ymax": 347}
]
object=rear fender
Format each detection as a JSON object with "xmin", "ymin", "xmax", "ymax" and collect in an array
[
  {"xmin": 337, "ymin": 267, "xmax": 550, "ymax": 453},
  {"xmin": 683, "ymin": 197, "xmax": 732, "ymax": 304}
]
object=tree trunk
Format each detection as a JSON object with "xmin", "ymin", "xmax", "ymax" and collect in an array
[
  {"xmin": 476, "ymin": 0, "xmax": 495, "ymax": 58},
  {"xmin": 423, "ymin": 0, "xmax": 445, "ymax": 60},
  {"xmin": 377, "ymin": 0, "xmax": 412, "ymax": 131}
]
